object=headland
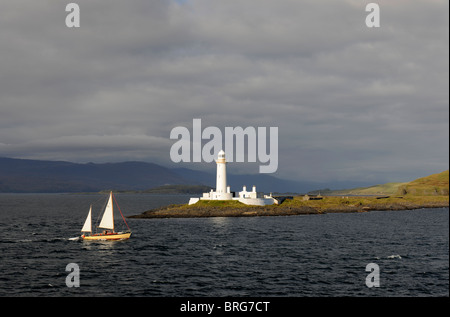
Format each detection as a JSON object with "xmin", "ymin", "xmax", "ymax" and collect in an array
[
  {"xmin": 129, "ymin": 195, "xmax": 449, "ymax": 219},
  {"xmin": 129, "ymin": 170, "xmax": 449, "ymax": 219}
]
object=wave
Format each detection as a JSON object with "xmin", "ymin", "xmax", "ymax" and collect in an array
[
  {"xmin": 2, "ymin": 237, "xmax": 76, "ymax": 244},
  {"xmin": 387, "ymin": 254, "xmax": 402, "ymax": 259}
]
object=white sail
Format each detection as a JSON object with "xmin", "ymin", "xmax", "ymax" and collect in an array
[
  {"xmin": 81, "ymin": 206, "xmax": 92, "ymax": 232},
  {"xmin": 98, "ymin": 192, "xmax": 114, "ymax": 230}
]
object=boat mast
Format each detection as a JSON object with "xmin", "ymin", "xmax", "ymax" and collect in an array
[{"xmin": 110, "ymin": 191, "xmax": 114, "ymax": 232}]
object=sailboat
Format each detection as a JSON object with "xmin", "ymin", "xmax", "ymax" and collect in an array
[{"xmin": 81, "ymin": 191, "xmax": 131, "ymax": 241}]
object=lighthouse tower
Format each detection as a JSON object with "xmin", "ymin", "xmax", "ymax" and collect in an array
[
  {"xmin": 216, "ymin": 150, "xmax": 227, "ymax": 193},
  {"xmin": 214, "ymin": 150, "xmax": 233, "ymax": 200}
]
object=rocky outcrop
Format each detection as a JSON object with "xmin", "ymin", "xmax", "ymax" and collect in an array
[{"xmin": 129, "ymin": 199, "xmax": 449, "ymax": 219}]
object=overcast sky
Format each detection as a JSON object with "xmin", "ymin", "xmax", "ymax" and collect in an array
[{"xmin": 0, "ymin": 0, "xmax": 448, "ymax": 185}]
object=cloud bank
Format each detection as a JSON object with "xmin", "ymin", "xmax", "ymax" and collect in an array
[{"xmin": 0, "ymin": 0, "xmax": 448, "ymax": 184}]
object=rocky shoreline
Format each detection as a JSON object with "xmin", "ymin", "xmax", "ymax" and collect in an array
[{"xmin": 129, "ymin": 198, "xmax": 449, "ymax": 219}]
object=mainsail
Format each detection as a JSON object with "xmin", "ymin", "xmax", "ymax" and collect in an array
[
  {"xmin": 98, "ymin": 192, "xmax": 115, "ymax": 230},
  {"xmin": 81, "ymin": 206, "xmax": 92, "ymax": 233}
]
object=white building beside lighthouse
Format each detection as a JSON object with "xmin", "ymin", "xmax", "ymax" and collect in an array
[{"xmin": 188, "ymin": 150, "xmax": 275, "ymax": 206}]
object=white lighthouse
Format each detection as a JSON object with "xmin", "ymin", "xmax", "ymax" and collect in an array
[
  {"xmin": 213, "ymin": 150, "xmax": 233, "ymax": 200},
  {"xmin": 216, "ymin": 150, "xmax": 227, "ymax": 194},
  {"xmin": 188, "ymin": 150, "xmax": 275, "ymax": 206}
]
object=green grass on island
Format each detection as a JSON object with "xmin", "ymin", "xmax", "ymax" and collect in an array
[
  {"xmin": 129, "ymin": 170, "xmax": 449, "ymax": 218},
  {"xmin": 397, "ymin": 170, "xmax": 449, "ymax": 196}
]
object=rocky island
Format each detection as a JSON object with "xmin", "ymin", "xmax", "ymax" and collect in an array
[
  {"xmin": 129, "ymin": 195, "xmax": 449, "ymax": 219},
  {"xmin": 129, "ymin": 171, "xmax": 449, "ymax": 219}
]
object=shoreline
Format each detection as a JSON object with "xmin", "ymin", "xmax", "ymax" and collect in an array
[{"xmin": 129, "ymin": 196, "xmax": 449, "ymax": 219}]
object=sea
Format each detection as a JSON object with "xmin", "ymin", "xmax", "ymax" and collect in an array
[{"xmin": 0, "ymin": 193, "xmax": 448, "ymax": 300}]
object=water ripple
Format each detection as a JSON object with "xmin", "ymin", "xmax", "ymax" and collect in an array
[{"xmin": 0, "ymin": 194, "xmax": 448, "ymax": 296}]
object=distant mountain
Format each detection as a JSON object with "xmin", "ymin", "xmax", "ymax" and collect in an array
[
  {"xmin": 142, "ymin": 185, "xmax": 214, "ymax": 194},
  {"xmin": 0, "ymin": 157, "xmax": 189, "ymax": 193},
  {"xmin": 173, "ymin": 167, "xmax": 321, "ymax": 193},
  {"xmin": 0, "ymin": 156, "xmax": 389, "ymax": 194},
  {"xmin": 0, "ymin": 157, "xmax": 323, "ymax": 193}
]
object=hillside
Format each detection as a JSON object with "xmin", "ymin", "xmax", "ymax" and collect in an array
[
  {"xmin": 323, "ymin": 182, "xmax": 407, "ymax": 196},
  {"xmin": 318, "ymin": 170, "xmax": 449, "ymax": 196},
  {"xmin": 397, "ymin": 170, "xmax": 449, "ymax": 196}
]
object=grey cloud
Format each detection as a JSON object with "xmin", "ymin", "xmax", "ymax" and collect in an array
[{"xmin": 0, "ymin": 0, "xmax": 448, "ymax": 184}]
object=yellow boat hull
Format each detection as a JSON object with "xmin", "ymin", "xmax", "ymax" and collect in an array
[{"xmin": 82, "ymin": 232, "xmax": 131, "ymax": 241}]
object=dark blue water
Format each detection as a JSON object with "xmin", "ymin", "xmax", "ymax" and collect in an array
[{"xmin": 0, "ymin": 193, "xmax": 448, "ymax": 297}]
